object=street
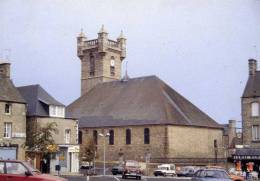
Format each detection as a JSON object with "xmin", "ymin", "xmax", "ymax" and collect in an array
[{"xmin": 62, "ymin": 175, "xmax": 191, "ymax": 181}]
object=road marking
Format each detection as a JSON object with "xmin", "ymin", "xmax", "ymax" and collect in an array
[{"xmin": 113, "ymin": 176, "xmax": 121, "ymax": 181}]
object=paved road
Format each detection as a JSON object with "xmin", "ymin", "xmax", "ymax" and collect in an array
[{"xmin": 62, "ymin": 175, "xmax": 191, "ymax": 181}]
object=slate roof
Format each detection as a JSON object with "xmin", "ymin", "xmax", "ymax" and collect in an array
[
  {"xmin": 0, "ymin": 78, "xmax": 26, "ymax": 103},
  {"xmin": 18, "ymin": 85, "xmax": 64, "ymax": 116},
  {"xmin": 67, "ymin": 75, "xmax": 222, "ymax": 128},
  {"xmin": 242, "ymin": 71, "xmax": 260, "ymax": 98}
]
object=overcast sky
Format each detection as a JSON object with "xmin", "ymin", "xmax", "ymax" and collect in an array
[{"xmin": 1, "ymin": 0, "xmax": 260, "ymax": 125}]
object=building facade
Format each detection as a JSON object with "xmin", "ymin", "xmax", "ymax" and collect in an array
[
  {"xmin": 18, "ymin": 85, "xmax": 79, "ymax": 173},
  {"xmin": 67, "ymin": 27, "xmax": 225, "ymax": 167},
  {"xmin": 79, "ymin": 125, "xmax": 224, "ymax": 165},
  {"xmin": 0, "ymin": 62, "xmax": 27, "ymax": 160},
  {"xmin": 232, "ymin": 59, "xmax": 260, "ymax": 173},
  {"xmin": 77, "ymin": 25, "xmax": 126, "ymax": 95}
]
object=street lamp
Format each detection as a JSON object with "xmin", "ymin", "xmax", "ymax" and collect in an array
[{"xmin": 99, "ymin": 132, "xmax": 110, "ymax": 175}]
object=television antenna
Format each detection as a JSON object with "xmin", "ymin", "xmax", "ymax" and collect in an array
[{"xmin": 4, "ymin": 48, "xmax": 12, "ymax": 60}]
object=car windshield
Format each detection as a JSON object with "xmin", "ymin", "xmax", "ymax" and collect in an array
[
  {"xmin": 125, "ymin": 161, "xmax": 139, "ymax": 167},
  {"xmin": 181, "ymin": 167, "xmax": 193, "ymax": 172},
  {"xmin": 197, "ymin": 170, "xmax": 230, "ymax": 179}
]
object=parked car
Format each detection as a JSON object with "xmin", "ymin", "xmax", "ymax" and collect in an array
[
  {"xmin": 79, "ymin": 165, "xmax": 95, "ymax": 176},
  {"xmin": 122, "ymin": 160, "xmax": 142, "ymax": 180},
  {"xmin": 111, "ymin": 165, "xmax": 124, "ymax": 175},
  {"xmin": 177, "ymin": 166, "xmax": 198, "ymax": 177},
  {"xmin": 192, "ymin": 168, "xmax": 232, "ymax": 181},
  {"xmin": 153, "ymin": 164, "xmax": 176, "ymax": 177},
  {"xmin": 0, "ymin": 160, "xmax": 67, "ymax": 181}
]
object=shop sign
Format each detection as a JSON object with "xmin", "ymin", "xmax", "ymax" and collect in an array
[
  {"xmin": 233, "ymin": 155, "xmax": 260, "ymax": 160},
  {"xmin": 68, "ymin": 146, "xmax": 79, "ymax": 153}
]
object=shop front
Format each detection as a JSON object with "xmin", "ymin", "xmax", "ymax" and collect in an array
[
  {"xmin": 232, "ymin": 148, "xmax": 260, "ymax": 174},
  {"xmin": 0, "ymin": 146, "xmax": 17, "ymax": 160},
  {"xmin": 50, "ymin": 145, "xmax": 79, "ymax": 173}
]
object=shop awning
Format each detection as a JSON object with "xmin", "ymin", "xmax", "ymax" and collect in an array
[{"xmin": 233, "ymin": 148, "xmax": 260, "ymax": 160}]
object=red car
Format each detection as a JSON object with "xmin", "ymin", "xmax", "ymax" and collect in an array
[
  {"xmin": 122, "ymin": 160, "xmax": 142, "ymax": 180},
  {"xmin": 0, "ymin": 160, "xmax": 67, "ymax": 181}
]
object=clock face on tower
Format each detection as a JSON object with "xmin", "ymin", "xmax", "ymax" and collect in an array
[{"xmin": 110, "ymin": 59, "xmax": 115, "ymax": 67}]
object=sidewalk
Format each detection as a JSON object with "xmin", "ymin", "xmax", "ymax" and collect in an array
[{"xmin": 51, "ymin": 172, "xmax": 83, "ymax": 177}]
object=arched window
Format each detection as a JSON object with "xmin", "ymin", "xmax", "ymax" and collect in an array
[
  {"xmin": 144, "ymin": 128, "xmax": 150, "ymax": 144},
  {"xmin": 93, "ymin": 130, "xmax": 98, "ymax": 145},
  {"xmin": 110, "ymin": 56, "xmax": 115, "ymax": 76},
  {"xmin": 109, "ymin": 130, "xmax": 114, "ymax": 145},
  {"xmin": 251, "ymin": 102, "xmax": 259, "ymax": 117},
  {"xmin": 89, "ymin": 53, "xmax": 95, "ymax": 76},
  {"xmin": 78, "ymin": 130, "xmax": 82, "ymax": 144},
  {"xmin": 126, "ymin": 129, "xmax": 131, "ymax": 145}
]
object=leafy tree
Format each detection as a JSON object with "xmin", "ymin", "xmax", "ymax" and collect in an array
[
  {"xmin": 27, "ymin": 122, "xmax": 59, "ymax": 154},
  {"xmin": 80, "ymin": 138, "xmax": 97, "ymax": 163}
]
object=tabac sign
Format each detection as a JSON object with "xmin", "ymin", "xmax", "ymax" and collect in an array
[
  {"xmin": 68, "ymin": 146, "xmax": 79, "ymax": 153},
  {"xmin": 233, "ymin": 155, "xmax": 260, "ymax": 160}
]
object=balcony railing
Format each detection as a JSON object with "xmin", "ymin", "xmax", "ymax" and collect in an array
[
  {"xmin": 107, "ymin": 40, "xmax": 119, "ymax": 48},
  {"xmin": 86, "ymin": 39, "xmax": 98, "ymax": 46}
]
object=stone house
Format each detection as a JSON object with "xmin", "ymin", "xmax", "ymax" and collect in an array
[
  {"xmin": 232, "ymin": 59, "xmax": 260, "ymax": 172},
  {"xmin": 66, "ymin": 26, "xmax": 225, "ymax": 166},
  {"xmin": 0, "ymin": 62, "xmax": 27, "ymax": 160},
  {"xmin": 18, "ymin": 85, "xmax": 79, "ymax": 173}
]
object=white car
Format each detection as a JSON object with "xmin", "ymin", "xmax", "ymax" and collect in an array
[{"xmin": 153, "ymin": 164, "xmax": 176, "ymax": 177}]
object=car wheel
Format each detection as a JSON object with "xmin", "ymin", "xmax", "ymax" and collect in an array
[
  {"xmin": 163, "ymin": 173, "xmax": 166, "ymax": 177},
  {"xmin": 154, "ymin": 173, "xmax": 157, "ymax": 177}
]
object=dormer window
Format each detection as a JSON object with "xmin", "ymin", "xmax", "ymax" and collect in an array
[
  {"xmin": 5, "ymin": 103, "xmax": 11, "ymax": 115},
  {"xmin": 49, "ymin": 105, "xmax": 65, "ymax": 118},
  {"xmin": 251, "ymin": 102, "xmax": 259, "ymax": 117}
]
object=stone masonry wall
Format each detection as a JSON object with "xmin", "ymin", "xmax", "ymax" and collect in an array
[
  {"xmin": 27, "ymin": 117, "xmax": 78, "ymax": 145},
  {"xmin": 81, "ymin": 50, "xmax": 122, "ymax": 94},
  {"xmin": 167, "ymin": 126, "xmax": 224, "ymax": 159},
  {"xmin": 242, "ymin": 97, "xmax": 260, "ymax": 147},
  {"xmin": 80, "ymin": 125, "xmax": 224, "ymax": 165},
  {"xmin": 0, "ymin": 101, "xmax": 26, "ymax": 160},
  {"xmin": 80, "ymin": 125, "xmax": 167, "ymax": 163}
]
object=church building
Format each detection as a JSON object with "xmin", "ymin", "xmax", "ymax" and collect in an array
[{"xmin": 67, "ymin": 26, "xmax": 225, "ymax": 166}]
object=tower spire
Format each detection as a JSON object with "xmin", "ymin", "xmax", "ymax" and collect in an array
[
  {"xmin": 122, "ymin": 61, "xmax": 130, "ymax": 82},
  {"xmin": 78, "ymin": 28, "xmax": 86, "ymax": 37},
  {"xmin": 118, "ymin": 30, "xmax": 125, "ymax": 39},
  {"xmin": 99, "ymin": 24, "xmax": 107, "ymax": 33}
]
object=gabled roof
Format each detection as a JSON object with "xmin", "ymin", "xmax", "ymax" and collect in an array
[
  {"xmin": 242, "ymin": 71, "xmax": 260, "ymax": 98},
  {"xmin": 18, "ymin": 85, "xmax": 64, "ymax": 116},
  {"xmin": 0, "ymin": 78, "xmax": 26, "ymax": 103},
  {"xmin": 67, "ymin": 75, "xmax": 222, "ymax": 128}
]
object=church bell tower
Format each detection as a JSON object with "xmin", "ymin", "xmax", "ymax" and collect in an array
[{"xmin": 77, "ymin": 25, "xmax": 126, "ymax": 95}]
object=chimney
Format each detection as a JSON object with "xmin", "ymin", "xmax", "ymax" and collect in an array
[
  {"xmin": 228, "ymin": 120, "xmax": 236, "ymax": 146},
  {"xmin": 249, "ymin": 59, "xmax": 257, "ymax": 76},
  {"xmin": 0, "ymin": 61, "xmax": 10, "ymax": 79}
]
